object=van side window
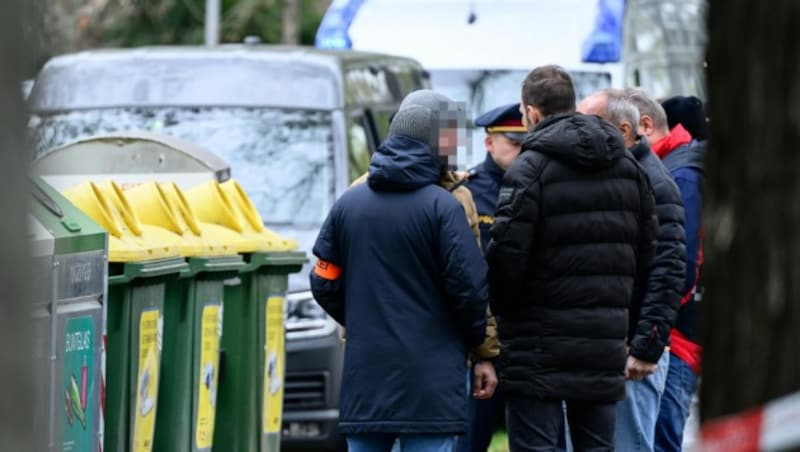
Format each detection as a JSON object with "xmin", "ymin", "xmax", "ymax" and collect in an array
[
  {"xmin": 348, "ymin": 117, "xmax": 371, "ymax": 183},
  {"xmin": 371, "ymin": 110, "xmax": 394, "ymax": 143}
]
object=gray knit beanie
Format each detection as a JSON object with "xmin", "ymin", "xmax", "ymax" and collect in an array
[{"xmin": 389, "ymin": 90, "xmax": 461, "ymax": 152}]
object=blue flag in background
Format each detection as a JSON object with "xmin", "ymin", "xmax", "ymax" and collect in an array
[{"xmin": 582, "ymin": 0, "xmax": 625, "ymax": 63}]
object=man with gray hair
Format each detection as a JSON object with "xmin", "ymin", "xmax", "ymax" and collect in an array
[
  {"xmin": 578, "ymin": 89, "xmax": 686, "ymax": 452},
  {"xmin": 626, "ymin": 88, "xmax": 706, "ymax": 452}
]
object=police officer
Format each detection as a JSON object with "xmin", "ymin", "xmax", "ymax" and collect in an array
[
  {"xmin": 466, "ymin": 103, "xmax": 526, "ymax": 250},
  {"xmin": 456, "ymin": 103, "xmax": 524, "ymax": 452}
]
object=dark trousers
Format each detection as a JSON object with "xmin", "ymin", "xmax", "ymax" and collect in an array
[
  {"xmin": 506, "ymin": 397, "xmax": 616, "ymax": 452},
  {"xmin": 455, "ymin": 389, "xmax": 505, "ymax": 452}
]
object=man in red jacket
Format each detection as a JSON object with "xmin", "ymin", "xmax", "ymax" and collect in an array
[{"xmin": 626, "ymin": 89, "xmax": 706, "ymax": 452}]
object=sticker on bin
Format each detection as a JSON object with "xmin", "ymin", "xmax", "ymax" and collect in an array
[
  {"xmin": 263, "ymin": 296, "xmax": 286, "ymax": 434},
  {"xmin": 196, "ymin": 303, "xmax": 222, "ymax": 449},
  {"xmin": 132, "ymin": 309, "xmax": 161, "ymax": 452},
  {"xmin": 63, "ymin": 316, "xmax": 95, "ymax": 452}
]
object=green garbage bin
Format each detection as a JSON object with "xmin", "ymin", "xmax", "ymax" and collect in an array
[
  {"xmin": 30, "ymin": 178, "xmax": 107, "ymax": 452},
  {"xmin": 155, "ymin": 255, "xmax": 244, "ymax": 452},
  {"xmin": 184, "ymin": 180, "xmax": 306, "ymax": 452},
  {"xmin": 62, "ymin": 181, "xmax": 188, "ymax": 452},
  {"xmin": 213, "ymin": 251, "xmax": 305, "ymax": 452},
  {"xmin": 120, "ymin": 181, "xmax": 247, "ymax": 452}
]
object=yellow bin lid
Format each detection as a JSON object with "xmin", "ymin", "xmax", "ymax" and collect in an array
[
  {"xmin": 124, "ymin": 181, "xmax": 233, "ymax": 257},
  {"xmin": 61, "ymin": 181, "xmax": 177, "ymax": 262},
  {"xmin": 183, "ymin": 181, "xmax": 265, "ymax": 253},
  {"xmin": 219, "ymin": 179, "xmax": 298, "ymax": 251},
  {"xmin": 99, "ymin": 181, "xmax": 190, "ymax": 257},
  {"xmin": 158, "ymin": 182, "xmax": 249, "ymax": 255}
]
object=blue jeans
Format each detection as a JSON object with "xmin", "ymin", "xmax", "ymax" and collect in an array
[
  {"xmin": 654, "ymin": 353, "xmax": 698, "ymax": 452},
  {"xmin": 614, "ymin": 352, "xmax": 670, "ymax": 451},
  {"xmin": 348, "ymin": 434, "xmax": 457, "ymax": 452}
]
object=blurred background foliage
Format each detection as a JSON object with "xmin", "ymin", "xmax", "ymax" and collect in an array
[{"xmin": 29, "ymin": 0, "xmax": 329, "ymax": 73}]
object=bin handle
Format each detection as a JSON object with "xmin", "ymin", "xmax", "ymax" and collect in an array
[
  {"xmin": 135, "ymin": 260, "xmax": 188, "ymax": 277},
  {"xmin": 107, "ymin": 274, "xmax": 130, "ymax": 285},
  {"xmin": 264, "ymin": 253, "xmax": 309, "ymax": 266},
  {"xmin": 107, "ymin": 259, "xmax": 188, "ymax": 284}
]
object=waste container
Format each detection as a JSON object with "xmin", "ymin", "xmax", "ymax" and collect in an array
[
  {"xmin": 30, "ymin": 178, "xmax": 107, "ymax": 452},
  {"xmin": 184, "ymin": 180, "xmax": 306, "ymax": 452},
  {"xmin": 29, "ymin": 213, "xmax": 54, "ymax": 452},
  {"xmin": 62, "ymin": 181, "xmax": 188, "ymax": 452},
  {"xmin": 121, "ymin": 181, "xmax": 246, "ymax": 452}
]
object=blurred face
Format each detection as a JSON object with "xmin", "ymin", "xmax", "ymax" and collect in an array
[
  {"xmin": 485, "ymin": 133, "xmax": 522, "ymax": 170},
  {"xmin": 438, "ymin": 126, "xmax": 459, "ymax": 169},
  {"xmin": 439, "ymin": 126, "xmax": 458, "ymax": 151}
]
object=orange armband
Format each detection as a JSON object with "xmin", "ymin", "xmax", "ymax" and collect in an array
[{"xmin": 314, "ymin": 259, "xmax": 342, "ymax": 280}]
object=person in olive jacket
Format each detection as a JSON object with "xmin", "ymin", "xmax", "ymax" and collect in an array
[
  {"xmin": 310, "ymin": 90, "xmax": 490, "ymax": 451},
  {"xmin": 486, "ymin": 66, "xmax": 658, "ymax": 451}
]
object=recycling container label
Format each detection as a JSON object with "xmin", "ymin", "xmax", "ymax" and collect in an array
[
  {"xmin": 62, "ymin": 316, "xmax": 95, "ymax": 451},
  {"xmin": 262, "ymin": 296, "xmax": 286, "ymax": 434},
  {"xmin": 132, "ymin": 308, "xmax": 161, "ymax": 452},
  {"xmin": 196, "ymin": 302, "xmax": 222, "ymax": 449}
]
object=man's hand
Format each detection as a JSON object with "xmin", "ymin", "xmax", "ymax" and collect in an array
[
  {"xmin": 473, "ymin": 360, "xmax": 498, "ymax": 399},
  {"xmin": 625, "ymin": 355, "xmax": 658, "ymax": 381},
  {"xmin": 455, "ymin": 170, "xmax": 472, "ymax": 180}
]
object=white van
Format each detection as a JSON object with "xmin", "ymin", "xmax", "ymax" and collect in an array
[{"xmin": 316, "ymin": 0, "xmax": 624, "ymax": 166}]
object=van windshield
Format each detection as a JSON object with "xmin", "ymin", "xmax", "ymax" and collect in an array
[
  {"xmin": 429, "ymin": 69, "xmax": 612, "ymax": 167},
  {"xmin": 31, "ymin": 107, "xmax": 335, "ymax": 225}
]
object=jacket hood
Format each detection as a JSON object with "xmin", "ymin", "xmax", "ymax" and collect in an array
[
  {"xmin": 522, "ymin": 113, "xmax": 626, "ymax": 170},
  {"xmin": 368, "ymin": 134, "xmax": 442, "ymax": 191}
]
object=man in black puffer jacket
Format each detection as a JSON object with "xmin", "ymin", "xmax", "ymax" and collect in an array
[
  {"xmin": 579, "ymin": 89, "xmax": 686, "ymax": 451},
  {"xmin": 486, "ymin": 66, "xmax": 658, "ymax": 451},
  {"xmin": 310, "ymin": 90, "xmax": 490, "ymax": 451}
]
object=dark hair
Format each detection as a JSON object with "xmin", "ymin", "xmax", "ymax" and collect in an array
[
  {"xmin": 661, "ymin": 95, "xmax": 709, "ymax": 141},
  {"xmin": 521, "ymin": 65, "xmax": 576, "ymax": 117}
]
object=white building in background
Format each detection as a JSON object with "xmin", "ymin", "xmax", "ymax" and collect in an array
[{"xmin": 316, "ymin": 0, "xmax": 625, "ymax": 167}]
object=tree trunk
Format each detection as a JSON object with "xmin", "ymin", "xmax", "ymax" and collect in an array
[
  {"xmin": 281, "ymin": 0, "xmax": 300, "ymax": 45},
  {"xmin": 0, "ymin": 0, "xmax": 35, "ymax": 450},
  {"xmin": 701, "ymin": 0, "xmax": 800, "ymax": 421}
]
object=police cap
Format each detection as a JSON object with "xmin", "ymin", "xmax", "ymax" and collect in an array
[{"xmin": 474, "ymin": 103, "xmax": 527, "ymax": 142}]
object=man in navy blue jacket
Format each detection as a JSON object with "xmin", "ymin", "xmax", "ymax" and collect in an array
[{"xmin": 310, "ymin": 90, "xmax": 491, "ymax": 452}]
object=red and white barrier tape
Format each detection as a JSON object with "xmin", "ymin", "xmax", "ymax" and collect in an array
[{"xmin": 701, "ymin": 390, "xmax": 800, "ymax": 451}]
